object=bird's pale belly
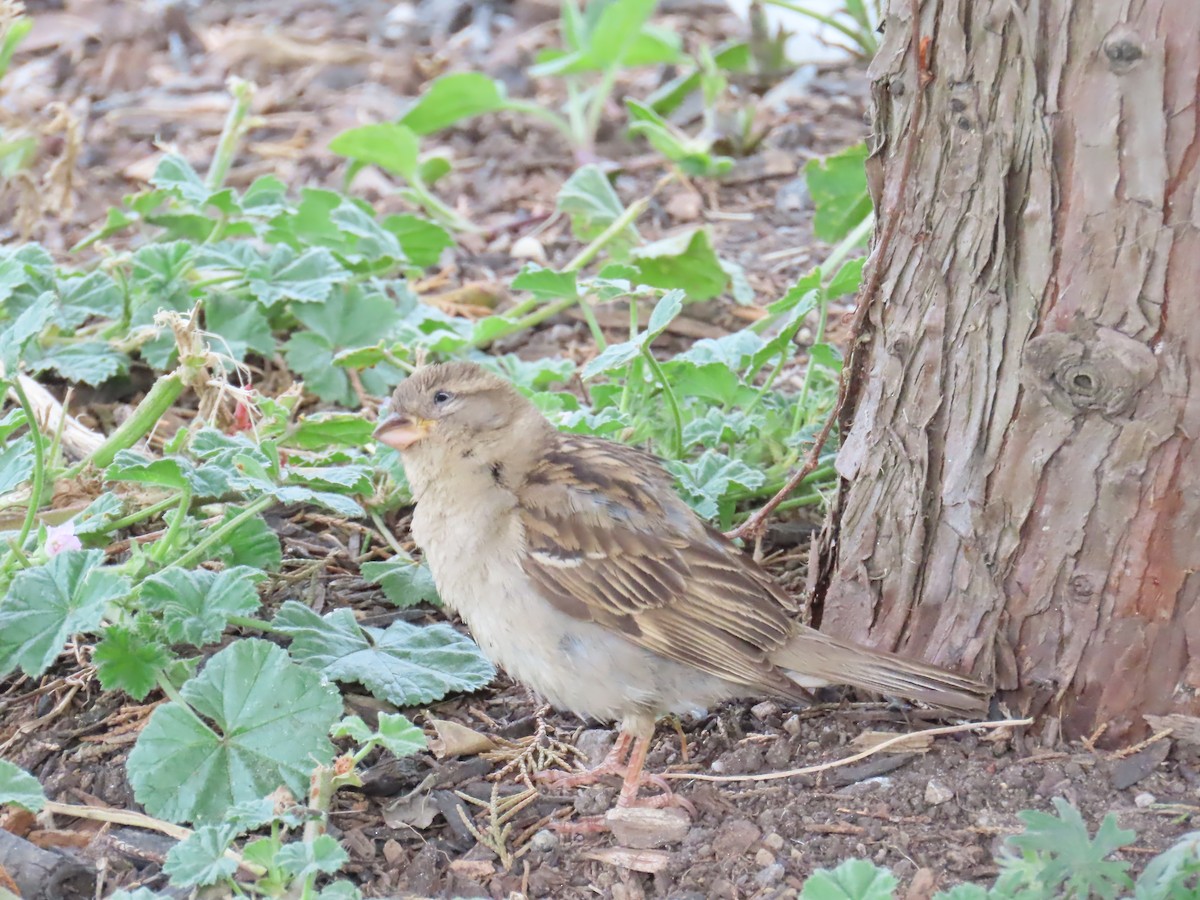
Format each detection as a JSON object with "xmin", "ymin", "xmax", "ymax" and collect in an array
[{"xmin": 413, "ymin": 498, "xmax": 735, "ymax": 729}]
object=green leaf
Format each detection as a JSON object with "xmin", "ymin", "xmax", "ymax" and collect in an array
[
  {"xmin": 582, "ymin": 336, "xmax": 644, "ymax": 379},
  {"xmin": 292, "ymin": 284, "xmax": 401, "ymax": 349},
  {"xmin": 211, "ymin": 509, "xmax": 283, "ymax": 572},
  {"xmin": 400, "ymin": 72, "xmax": 511, "ymax": 135},
  {"xmin": 105, "ymin": 451, "xmax": 191, "ymax": 490},
  {"xmin": 94, "ymin": 625, "xmax": 172, "ymax": 700},
  {"xmin": 557, "ymin": 165, "xmax": 638, "ymax": 253},
  {"xmin": 249, "ymin": 246, "xmax": 344, "ymax": 307},
  {"xmin": 285, "ymin": 412, "xmax": 376, "ymax": 450},
  {"xmin": 1134, "ymin": 830, "xmax": 1200, "ymax": 899},
  {"xmin": 163, "ymin": 823, "xmax": 241, "ymax": 886},
  {"xmin": 809, "ymin": 342, "xmax": 844, "ymax": 374},
  {"xmin": 319, "ymin": 881, "xmax": 364, "ymax": 900},
  {"xmin": 382, "ymin": 215, "xmax": 454, "ymax": 268},
  {"xmin": 151, "ymin": 154, "xmax": 210, "ymax": 206},
  {"xmin": 26, "ymin": 341, "xmax": 129, "ymax": 385},
  {"xmin": 139, "ymin": 567, "xmax": 266, "ymax": 647},
  {"xmin": 0, "ymin": 550, "xmax": 130, "ymax": 678},
  {"xmin": 530, "ymin": 0, "xmax": 681, "ymax": 75},
  {"xmin": 645, "ymin": 289, "xmax": 684, "ymax": 338},
  {"xmin": 1004, "ymin": 798, "xmax": 1134, "ymax": 898},
  {"xmin": 0, "ymin": 759, "xmax": 45, "ymax": 812},
  {"xmin": 667, "ymin": 450, "xmax": 765, "ymax": 519},
  {"xmin": 57, "ymin": 271, "xmax": 123, "ymax": 324},
  {"xmin": 126, "ymin": 638, "xmax": 340, "ymax": 824},
  {"xmin": 806, "ymin": 143, "xmax": 873, "ymax": 242},
  {"xmin": 276, "ymin": 834, "xmax": 348, "ymax": 878},
  {"xmin": 0, "ymin": 436, "xmax": 34, "ymax": 494},
  {"xmin": 826, "ymin": 257, "xmax": 865, "ymax": 299},
  {"xmin": 676, "ymin": 330, "xmax": 764, "ymax": 370},
  {"xmin": 274, "ymin": 601, "xmax": 495, "ymax": 706},
  {"xmin": 800, "ymin": 859, "xmax": 898, "ymax": 900},
  {"xmin": 511, "ymin": 263, "xmax": 579, "ymax": 300},
  {"xmin": 630, "ymin": 229, "xmax": 728, "ymax": 300},
  {"xmin": 376, "ymin": 712, "xmax": 427, "ymax": 758},
  {"xmin": 330, "ymin": 123, "xmax": 420, "ymax": 181},
  {"xmin": 205, "ymin": 294, "xmax": 275, "ymax": 362},
  {"xmin": 931, "ymin": 887, "xmax": 989, "ymax": 900},
  {"xmin": 0, "ymin": 290, "xmax": 54, "ymax": 372},
  {"xmin": 360, "ymin": 560, "xmax": 440, "ymax": 608}
]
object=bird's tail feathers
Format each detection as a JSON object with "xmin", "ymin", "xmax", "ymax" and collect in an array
[{"xmin": 773, "ymin": 628, "xmax": 990, "ymax": 716}]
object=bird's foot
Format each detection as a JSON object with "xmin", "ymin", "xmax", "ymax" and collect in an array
[{"xmin": 534, "ymin": 730, "xmax": 634, "ymax": 790}]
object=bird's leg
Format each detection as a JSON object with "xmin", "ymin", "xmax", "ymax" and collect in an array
[{"xmin": 615, "ymin": 735, "xmax": 692, "ymax": 812}]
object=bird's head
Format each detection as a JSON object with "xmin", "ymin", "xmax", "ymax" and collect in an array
[{"xmin": 373, "ymin": 362, "xmax": 547, "ymax": 459}]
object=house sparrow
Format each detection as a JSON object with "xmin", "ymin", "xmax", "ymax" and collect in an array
[{"xmin": 374, "ymin": 362, "xmax": 989, "ymax": 810}]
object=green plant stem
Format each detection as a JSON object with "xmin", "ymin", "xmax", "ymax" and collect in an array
[
  {"xmin": 67, "ymin": 371, "xmax": 188, "ymax": 476},
  {"xmin": 726, "ymin": 463, "xmax": 836, "ymax": 502},
  {"xmin": 475, "ymin": 177, "xmax": 668, "ymax": 349},
  {"xmin": 758, "ymin": 0, "xmax": 877, "ymax": 55},
  {"xmin": 564, "ymin": 79, "xmax": 588, "ymax": 149},
  {"xmin": 9, "ymin": 378, "xmax": 47, "ymax": 560},
  {"xmin": 564, "ymin": 187, "xmax": 660, "ymax": 273},
  {"xmin": 789, "ymin": 290, "xmax": 831, "ymax": 440},
  {"xmin": 407, "ymin": 179, "xmax": 478, "ymax": 233},
  {"xmin": 102, "ymin": 496, "xmax": 182, "ymax": 534},
  {"xmin": 155, "ymin": 671, "xmax": 190, "ymax": 708},
  {"xmin": 470, "ymin": 296, "xmax": 577, "ymax": 348},
  {"xmin": 504, "ymin": 100, "xmax": 575, "ymax": 143},
  {"xmin": 640, "ymin": 347, "xmax": 683, "ymax": 459},
  {"xmin": 226, "ymin": 613, "xmax": 286, "ymax": 634},
  {"xmin": 824, "ymin": 212, "xmax": 874, "ymax": 276},
  {"xmin": 618, "ymin": 300, "xmax": 640, "ymax": 415},
  {"xmin": 584, "ymin": 63, "xmax": 623, "ymax": 151},
  {"xmin": 172, "ymin": 494, "xmax": 276, "ymax": 569},
  {"xmin": 579, "ymin": 298, "xmax": 607, "ymax": 350},
  {"xmin": 207, "ymin": 77, "xmax": 255, "ymax": 192},
  {"xmin": 152, "ymin": 482, "xmax": 193, "ymax": 563}
]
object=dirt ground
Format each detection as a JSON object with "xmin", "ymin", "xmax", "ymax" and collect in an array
[{"xmin": 2, "ymin": 0, "xmax": 1198, "ymax": 896}]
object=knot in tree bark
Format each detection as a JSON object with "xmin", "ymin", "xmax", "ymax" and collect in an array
[{"xmin": 1022, "ymin": 323, "xmax": 1157, "ymax": 417}]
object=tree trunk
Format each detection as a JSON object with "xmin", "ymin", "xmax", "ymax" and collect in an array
[{"xmin": 808, "ymin": 0, "xmax": 1200, "ymax": 745}]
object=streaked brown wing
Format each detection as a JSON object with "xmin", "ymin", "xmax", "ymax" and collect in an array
[{"xmin": 518, "ymin": 434, "xmax": 803, "ymax": 694}]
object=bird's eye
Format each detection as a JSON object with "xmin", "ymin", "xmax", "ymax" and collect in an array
[{"xmin": 432, "ymin": 390, "xmax": 453, "ymax": 405}]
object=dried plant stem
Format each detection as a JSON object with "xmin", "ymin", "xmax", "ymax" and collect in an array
[{"xmin": 663, "ymin": 718, "xmax": 1032, "ymax": 784}]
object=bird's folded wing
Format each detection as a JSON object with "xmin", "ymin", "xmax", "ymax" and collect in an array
[{"xmin": 517, "ymin": 434, "xmax": 803, "ymax": 694}]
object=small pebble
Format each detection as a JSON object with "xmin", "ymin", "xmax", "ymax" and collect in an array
[
  {"xmin": 754, "ymin": 848, "xmax": 775, "ymax": 867},
  {"xmin": 712, "ymin": 818, "xmax": 762, "ymax": 857},
  {"xmin": 529, "ymin": 829, "xmax": 559, "ymax": 853},
  {"xmin": 925, "ymin": 779, "xmax": 955, "ymax": 806},
  {"xmin": 755, "ymin": 863, "xmax": 785, "ymax": 887},
  {"xmin": 763, "ymin": 832, "xmax": 785, "ymax": 851},
  {"xmin": 1134, "ymin": 792, "xmax": 1157, "ymax": 808},
  {"xmin": 783, "ymin": 715, "xmax": 802, "ymax": 736},
  {"xmin": 511, "ymin": 235, "xmax": 547, "ymax": 263},
  {"xmin": 751, "ymin": 701, "xmax": 780, "ymax": 721}
]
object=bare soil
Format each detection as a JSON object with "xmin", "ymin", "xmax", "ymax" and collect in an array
[{"xmin": 2, "ymin": 0, "xmax": 1197, "ymax": 897}]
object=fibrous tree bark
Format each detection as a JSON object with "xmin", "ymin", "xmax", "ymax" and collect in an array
[{"xmin": 809, "ymin": 0, "xmax": 1200, "ymax": 744}]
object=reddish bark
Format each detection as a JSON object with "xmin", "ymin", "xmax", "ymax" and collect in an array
[{"xmin": 810, "ymin": 0, "xmax": 1200, "ymax": 745}]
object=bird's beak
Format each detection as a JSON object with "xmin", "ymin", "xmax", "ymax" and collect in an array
[{"xmin": 373, "ymin": 412, "xmax": 433, "ymax": 451}]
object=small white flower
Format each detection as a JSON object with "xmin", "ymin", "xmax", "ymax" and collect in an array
[{"xmin": 45, "ymin": 521, "xmax": 82, "ymax": 556}]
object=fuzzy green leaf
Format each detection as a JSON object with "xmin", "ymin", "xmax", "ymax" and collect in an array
[
  {"xmin": 126, "ymin": 639, "xmax": 340, "ymax": 824},
  {"xmin": 0, "ymin": 550, "xmax": 130, "ymax": 678},
  {"xmin": 274, "ymin": 601, "xmax": 494, "ymax": 706}
]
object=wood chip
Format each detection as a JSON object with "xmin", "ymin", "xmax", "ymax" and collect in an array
[
  {"xmin": 1145, "ymin": 714, "xmax": 1200, "ymax": 744},
  {"xmin": 850, "ymin": 730, "xmax": 935, "ymax": 753},
  {"xmin": 604, "ymin": 807, "xmax": 691, "ymax": 849},
  {"xmin": 448, "ymin": 858, "xmax": 495, "ymax": 879},
  {"xmin": 583, "ymin": 847, "xmax": 672, "ymax": 874}
]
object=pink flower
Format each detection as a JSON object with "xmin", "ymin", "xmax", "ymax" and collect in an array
[{"xmin": 45, "ymin": 521, "xmax": 82, "ymax": 556}]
